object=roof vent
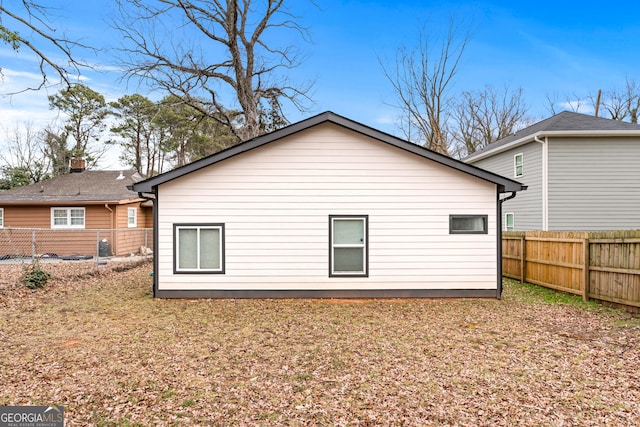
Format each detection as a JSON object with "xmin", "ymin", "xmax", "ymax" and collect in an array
[{"xmin": 116, "ymin": 171, "xmax": 125, "ymax": 180}]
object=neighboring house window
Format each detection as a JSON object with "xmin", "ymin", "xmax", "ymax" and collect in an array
[
  {"xmin": 449, "ymin": 215, "xmax": 488, "ymax": 234},
  {"xmin": 514, "ymin": 153, "xmax": 524, "ymax": 177},
  {"xmin": 51, "ymin": 207, "xmax": 85, "ymax": 229},
  {"xmin": 174, "ymin": 224, "xmax": 225, "ymax": 273},
  {"xmin": 0, "ymin": 208, "xmax": 3, "ymax": 228},
  {"xmin": 128, "ymin": 207, "xmax": 137, "ymax": 228},
  {"xmin": 329, "ymin": 215, "xmax": 368, "ymax": 277},
  {"xmin": 505, "ymin": 213, "xmax": 515, "ymax": 231}
]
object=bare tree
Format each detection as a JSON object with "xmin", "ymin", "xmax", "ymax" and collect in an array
[
  {"xmin": 451, "ymin": 86, "xmax": 530, "ymax": 157},
  {"xmin": 544, "ymin": 92, "xmax": 590, "ymax": 115},
  {"xmin": 114, "ymin": 0, "xmax": 313, "ymax": 141},
  {"xmin": 0, "ymin": 122, "xmax": 50, "ymax": 186},
  {"xmin": 595, "ymin": 79, "xmax": 640, "ymax": 123},
  {"xmin": 0, "ymin": 1, "xmax": 90, "ymax": 91},
  {"xmin": 381, "ymin": 20, "xmax": 470, "ymax": 155}
]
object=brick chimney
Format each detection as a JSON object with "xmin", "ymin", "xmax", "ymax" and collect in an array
[{"xmin": 69, "ymin": 158, "xmax": 86, "ymax": 173}]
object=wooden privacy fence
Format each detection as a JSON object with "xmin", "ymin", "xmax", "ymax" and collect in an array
[{"xmin": 503, "ymin": 230, "xmax": 640, "ymax": 310}]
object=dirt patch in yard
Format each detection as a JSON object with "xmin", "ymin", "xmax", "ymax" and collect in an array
[{"xmin": 0, "ymin": 265, "xmax": 639, "ymax": 426}]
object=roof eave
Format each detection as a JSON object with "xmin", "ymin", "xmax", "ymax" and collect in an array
[
  {"xmin": 132, "ymin": 111, "xmax": 527, "ymax": 194},
  {"xmin": 0, "ymin": 198, "xmax": 145, "ymax": 206},
  {"xmin": 466, "ymin": 129, "xmax": 640, "ymax": 163}
]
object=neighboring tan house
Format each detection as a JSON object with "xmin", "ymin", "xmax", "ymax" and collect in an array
[
  {"xmin": 0, "ymin": 162, "xmax": 153, "ymax": 257},
  {"xmin": 133, "ymin": 111, "xmax": 525, "ymax": 299},
  {"xmin": 465, "ymin": 111, "xmax": 640, "ymax": 231}
]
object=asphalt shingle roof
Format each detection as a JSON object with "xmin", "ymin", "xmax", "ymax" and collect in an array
[
  {"xmin": 0, "ymin": 170, "xmax": 144, "ymax": 203},
  {"xmin": 465, "ymin": 111, "xmax": 640, "ymax": 161}
]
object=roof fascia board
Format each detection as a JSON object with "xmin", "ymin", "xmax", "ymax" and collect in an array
[
  {"xmin": 132, "ymin": 113, "xmax": 334, "ymax": 193},
  {"xmin": 340, "ymin": 121, "xmax": 525, "ymax": 192},
  {"xmin": 0, "ymin": 199, "xmax": 143, "ymax": 206}
]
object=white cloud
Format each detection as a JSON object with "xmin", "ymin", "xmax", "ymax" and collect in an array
[{"xmin": 558, "ymin": 100, "xmax": 595, "ymax": 115}]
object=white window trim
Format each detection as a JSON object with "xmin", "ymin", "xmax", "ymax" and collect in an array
[
  {"xmin": 51, "ymin": 207, "xmax": 85, "ymax": 229},
  {"xmin": 514, "ymin": 153, "xmax": 524, "ymax": 178},
  {"xmin": 175, "ymin": 224, "xmax": 225, "ymax": 273},
  {"xmin": 0, "ymin": 208, "xmax": 3, "ymax": 228},
  {"xmin": 127, "ymin": 207, "xmax": 137, "ymax": 228},
  {"xmin": 505, "ymin": 212, "xmax": 515, "ymax": 231},
  {"xmin": 329, "ymin": 215, "xmax": 368, "ymax": 277}
]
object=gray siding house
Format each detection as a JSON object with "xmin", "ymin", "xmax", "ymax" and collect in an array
[{"xmin": 465, "ymin": 111, "xmax": 640, "ymax": 231}]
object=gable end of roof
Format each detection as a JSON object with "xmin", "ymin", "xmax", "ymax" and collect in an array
[{"xmin": 132, "ymin": 111, "xmax": 525, "ymax": 193}]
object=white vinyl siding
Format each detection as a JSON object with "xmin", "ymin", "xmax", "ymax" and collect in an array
[
  {"xmin": 156, "ymin": 123, "xmax": 498, "ymax": 291},
  {"xmin": 128, "ymin": 207, "xmax": 137, "ymax": 228},
  {"xmin": 51, "ymin": 207, "xmax": 85, "ymax": 229}
]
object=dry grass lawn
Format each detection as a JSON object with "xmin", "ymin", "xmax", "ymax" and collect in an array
[{"xmin": 1, "ymin": 260, "xmax": 639, "ymax": 426}]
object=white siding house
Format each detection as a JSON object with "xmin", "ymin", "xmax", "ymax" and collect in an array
[{"xmin": 133, "ymin": 112, "xmax": 524, "ymax": 298}]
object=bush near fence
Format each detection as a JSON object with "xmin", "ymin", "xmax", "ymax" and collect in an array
[
  {"xmin": 503, "ymin": 230, "xmax": 640, "ymax": 311},
  {"xmin": 0, "ymin": 228, "xmax": 153, "ymax": 259}
]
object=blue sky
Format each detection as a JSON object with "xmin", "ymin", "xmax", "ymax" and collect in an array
[{"xmin": 2, "ymin": 0, "xmax": 640, "ymax": 167}]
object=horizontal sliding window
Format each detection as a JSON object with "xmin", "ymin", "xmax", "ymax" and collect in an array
[
  {"xmin": 174, "ymin": 224, "xmax": 224, "ymax": 273},
  {"xmin": 449, "ymin": 215, "xmax": 488, "ymax": 234}
]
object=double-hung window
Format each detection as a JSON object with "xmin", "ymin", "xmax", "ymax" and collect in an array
[
  {"xmin": 514, "ymin": 153, "xmax": 524, "ymax": 177},
  {"xmin": 505, "ymin": 213, "xmax": 515, "ymax": 231},
  {"xmin": 51, "ymin": 207, "xmax": 85, "ymax": 229},
  {"xmin": 128, "ymin": 207, "xmax": 137, "ymax": 228},
  {"xmin": 174, "ymin": 224, "xmax": 224, "ymax": 273},
  {"xmin": 329, "ymin": 215, "xmax": 368, "ymax": 277}
]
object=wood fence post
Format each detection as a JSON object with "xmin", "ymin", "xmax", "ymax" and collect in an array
[
  {"xmin": 520, "ymin": 236, "xmax": 526, "ymax": 283},
  {"xmin": 583, "ymin": 238, "xmax": 590, "ymax": 302}
]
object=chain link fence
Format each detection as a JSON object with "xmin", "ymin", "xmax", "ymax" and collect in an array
[{"xmin": 0, "ymin": 228, "xmax": 153, "ymax": 264}]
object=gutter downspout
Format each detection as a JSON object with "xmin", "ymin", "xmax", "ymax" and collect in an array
[
  {"xmin": 130, "ymin": 188, "xmax": 157, "ymax": 297},
  {"xmin": 104, "ymin": 204, "xmax": 115, "ymax": 256},
  {"xmin": 534, "ymin": 135, "xmax": 549, "ymax": 231},
  {"xmin": 152, "ymin": 189, "xmax": 158, "ymax": 298},
  {"xmin": 497, "ymin": 190, "xmax": 518, "ymax": 299}
]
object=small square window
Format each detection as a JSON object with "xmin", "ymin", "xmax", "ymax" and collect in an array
[
  {"xmin": 449, "ymin": 215, "xmax": 488, "ymax": 234},
  {"xmin": 514, "ymin": 153, "xmax": 523, "ymax": 178}
]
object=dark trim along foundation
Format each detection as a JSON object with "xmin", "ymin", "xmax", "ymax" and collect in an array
[{"xmin": 155, "ymin": 288, "xmax": 498, "ymax": 299}]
